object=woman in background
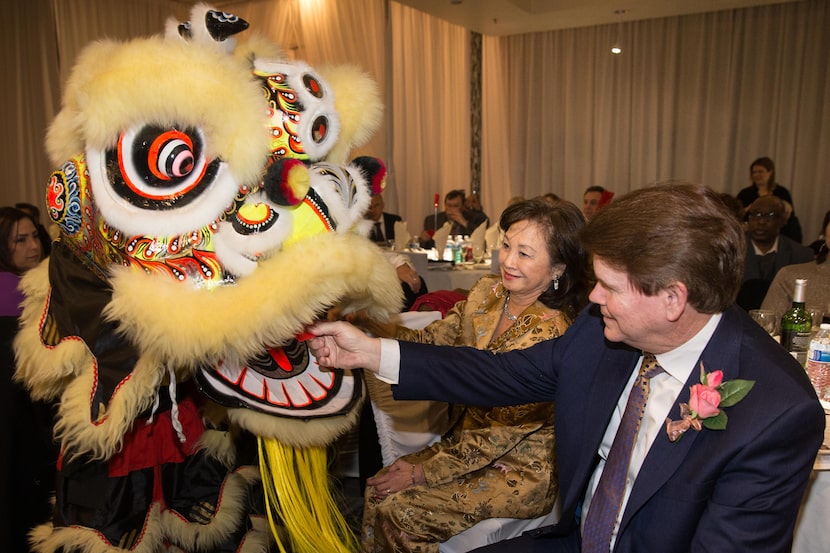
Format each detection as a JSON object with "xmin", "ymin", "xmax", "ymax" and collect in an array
[
  {"xmin": 0, "ymin": 206, "xmax": 54, "ymax": 553},
  {"xmin": 737, "ymin": 156, "xmax": 802, "ymax": 243},
  {"xmin": 356, "ymin": 199, "xmax": 588, "ymax": 553},
  {"xmin": 0, "ymin": 206, "xmax": 43, "ymax": 313}
]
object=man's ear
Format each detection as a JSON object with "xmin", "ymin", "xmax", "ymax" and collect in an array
[{"xmin": 663, "ymin": 281, "xmax": 688, "ymax": 322}]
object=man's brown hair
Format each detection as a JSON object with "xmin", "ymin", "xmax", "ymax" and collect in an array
[{"xmin": 580, "ymin": 182, "xmax": 745, "ymax": 313}]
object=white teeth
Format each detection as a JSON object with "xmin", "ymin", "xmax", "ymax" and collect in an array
[{"xmin": 198, "ymin": 345, "xmax": 355, "ymax": 417}]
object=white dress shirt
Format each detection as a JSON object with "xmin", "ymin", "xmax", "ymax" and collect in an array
[{"xmin": 752, "ymin": 236, "xmax": 779, "ymax": 255}]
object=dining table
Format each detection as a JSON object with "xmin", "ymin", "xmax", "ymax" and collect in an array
[
  {"xmin": 420, "ymin": 261, "xmax": 495, "ymax": 292},
  {"xmin": 792, "ymin": 403, "xmax": 830, "ymax": 552}
]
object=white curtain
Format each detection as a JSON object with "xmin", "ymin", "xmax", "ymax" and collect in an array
[
  {"xmin": 388, "ymin": 1, "xmax": 470, "ymax": 233},
  {"xmin": 481, "ymin": 0, "xmax": 830, "ymax": 240},
  {"xmin": 3, "ymin": 0, "xmax": 829, "ymax": 241}
]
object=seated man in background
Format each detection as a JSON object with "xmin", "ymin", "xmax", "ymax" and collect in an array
[
  {"xmin": 464, "ymin": 192, "xmax": 490, "ymax": 227},
  {"xmin": 365, "ymin": 192, "xmax": 402, "ymax": 244},
  {"xmin": 581, "ymin": 186, "xmax": 614, "ymax": 222},
  {"xmin": 419, "ymin": 189, "xmax": 488, "ymax": 249},
  {"xmin": 737, "ymin": 195, "xmax": 814, "ymax": 310}
]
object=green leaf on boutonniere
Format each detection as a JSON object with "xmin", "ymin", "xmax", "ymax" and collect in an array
[
  {"xmin": 717, "ymin": 379, "xmax": 755, "ymax": 408},
  {"xmin": 702, "ymin": 410, "xmax": 728, "ymax": 430}
]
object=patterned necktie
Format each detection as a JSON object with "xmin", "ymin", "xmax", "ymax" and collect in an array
[{"xmin": 582, "ymin": 353, "xmax": 664, "ymax": 553}]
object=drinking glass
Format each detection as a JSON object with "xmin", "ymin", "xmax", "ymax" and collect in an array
[
  {"xmin": 749, "ymin": 309, "xmax": 778, "ymax": 336},
  {"xmin": 472, "ymin": 244, "xmax": 486, "ymax": 264},
  {"xmin": 806, "ymin": 305, "xmax": 824, "ymax": 333}
]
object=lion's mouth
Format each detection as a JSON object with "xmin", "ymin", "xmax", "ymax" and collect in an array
[{"xmin": 194, "ymin": 331, "xmax": 360, "ymax": 418}]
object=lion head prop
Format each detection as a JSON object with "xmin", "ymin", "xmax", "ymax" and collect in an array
[{"xmin": 14, "ymin": 4, "xmax": 400, "ymax": 552}]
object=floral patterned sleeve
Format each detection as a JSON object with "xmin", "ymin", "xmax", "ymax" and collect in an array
[
  {"xmin": 392, "ymin": 299, "xmax": 468, "ymax": 346},
  {"xmin": 394, "ymin": 275, "xmax": 564, "ymax": 488},
  {"xmin": 416, "ymin": 401, "xmax": 555, "ymax": 487}
]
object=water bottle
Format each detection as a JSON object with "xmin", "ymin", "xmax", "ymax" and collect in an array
[
  {"xmin": 443, "ymin": 239, "xmax": 454, "ymax": 262},
  {"xmin": 806, "ymin": 323, "xmax": 830, "ymax": 402},
  {"xmin": 452, "ymin": 235, "xmax": 464, "ymax": 265}
]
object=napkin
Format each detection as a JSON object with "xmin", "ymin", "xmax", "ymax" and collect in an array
[
  {"xmin": 470, "ymin": 221, "xmax": 487, "ymax": 259},
  {"xmin": 484, "ymin": 222, "xmax": 502, "ymax": 251},
  {"xmin": 394, "ymin": 220, "xmax": 411, "ymax": 250},
  {"xmin": 432, "ymin": 222, "xmax": 452, "ymax": 257}
]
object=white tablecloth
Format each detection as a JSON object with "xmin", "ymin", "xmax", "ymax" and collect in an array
[
  {"xmin": 423, "ymin": 264, "xmax": 494, "ymax": 292},
  {"xmin": 792, "ymin": 408, "xmax": 830, "ymax": 552}
]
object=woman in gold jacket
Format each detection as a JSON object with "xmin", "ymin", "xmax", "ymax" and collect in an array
[{"xmin": 358, "ymin": 198, "xmax": 589, "ymax": 552}]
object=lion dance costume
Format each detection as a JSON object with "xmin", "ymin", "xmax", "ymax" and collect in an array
[{"xmin": 13, "ymin": 4, "xmax": 401, "ymax": 552}]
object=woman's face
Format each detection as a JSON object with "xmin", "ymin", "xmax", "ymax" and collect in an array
[
  {"xmin": 751, "ymin": 164, "xmax": 772, "ymax": 187},
  {"xmin": 498, "ymin": 219, "xmax": 561, "ymax": 300},
  {"xmin": 9, "ymin": 218, "xmax": 43, "ymax": 271}
]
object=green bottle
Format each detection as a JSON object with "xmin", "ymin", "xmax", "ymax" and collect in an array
[{"xmin": 780, "ymin": 278, "xmax": 812, "ymax": 367}]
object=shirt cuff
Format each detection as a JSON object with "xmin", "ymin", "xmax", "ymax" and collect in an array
[{"xmin": 376, "ymin": 338, "xmax": 401, "ymax": 384}]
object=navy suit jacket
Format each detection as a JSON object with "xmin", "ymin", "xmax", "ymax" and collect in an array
[
  {"xmin": 738, "ymin": 234, "xmax": 814, "ymax": 310},
  {"xmin": 370, "ymin": 212, "xmax": 402, "ymax": 243},
  {"xmin": 394, "ymin": 305, "xmax": 824, "ymax": 552},
  {"xmin": 742, "ymin": 234, "xmax": 814, "ymax": 283}
]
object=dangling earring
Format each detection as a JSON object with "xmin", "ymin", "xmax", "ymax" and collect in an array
[{"xmin": 553, "ymin": 276, "xmax": 559, "ymax": 291}]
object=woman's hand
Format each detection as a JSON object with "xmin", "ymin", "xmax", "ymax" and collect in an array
[{"xmin": 367, "ymin": 458, "xmax": 425, "ymax": 499}]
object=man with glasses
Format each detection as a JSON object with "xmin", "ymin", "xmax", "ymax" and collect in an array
[{"xmin": 736, "ymin": 195, "xmax": 813, "ymax": 310}]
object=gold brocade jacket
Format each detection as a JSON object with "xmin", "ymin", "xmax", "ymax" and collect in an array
[{"xmin": 393, "ymin": 274, "xmax": 569, "ymax": 516}]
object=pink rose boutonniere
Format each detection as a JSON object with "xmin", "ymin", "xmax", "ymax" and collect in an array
[{"xmin": 665, "ymin": 363, "xmax": 754, "ymax": 442}]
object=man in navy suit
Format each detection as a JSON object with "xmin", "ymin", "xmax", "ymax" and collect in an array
[
  {"xmin": 310, "ymin": 183, "xmax": 824, "ymax": 552},
  {"xmin": 365, "ymin": 192, "xmax": 402, "ymax": 244}
]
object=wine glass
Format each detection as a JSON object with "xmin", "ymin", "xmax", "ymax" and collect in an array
[
  {"xmin": 749, "ymin": 309, "xmax": 778, "ymax": 336},
  {"xmin": 806, "ymin": 305, "xmax": 824, "ymax": 336},
  {"xmin": 472, "ymin": 243, "xmax": 486, "ymax": 264}
]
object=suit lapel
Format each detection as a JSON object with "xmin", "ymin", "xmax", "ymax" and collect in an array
[
  {"xmin": 619, "ymin": 309, "xmax": 744, "ymax": 529},
  {"xmin": 563, "ymin": 348, "xmax": 642, "ymax": 511}
]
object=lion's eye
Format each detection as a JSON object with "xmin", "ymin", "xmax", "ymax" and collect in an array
[
  {"xmin": 310, "ymin": 115, "xmax": 329, "ymax": 143},
  {"xmin": 147, "ymin": 130, "xmax": 196, "ymax": 180},
  {"xmin": 302, "ymin": 73, "xmax": 323, "ymax": 98},
  {"xmin": 106, "ymin": 125, "xmax": 219, "ymax": 209}
]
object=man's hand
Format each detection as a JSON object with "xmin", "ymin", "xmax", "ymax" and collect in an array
[
  {"xmin": 396, "ymin": 264, "xmax": 422, "ymax": 292},
  {"xmin": 307, "ymin": 320, "xmax": 382, "ymax": 372},
  {"xmin": 445, "ymin": 206, "xmax": 467, "ymax": 227}
]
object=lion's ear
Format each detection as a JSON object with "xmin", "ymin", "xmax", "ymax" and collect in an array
[{"xmin": 165, "ymin": 3, "xmax": 249, "ymax": 52}]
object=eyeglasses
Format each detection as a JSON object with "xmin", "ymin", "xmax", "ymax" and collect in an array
[{"xmin": 747, "ymin": 211, "xmax": 780, "ymax": 220}]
